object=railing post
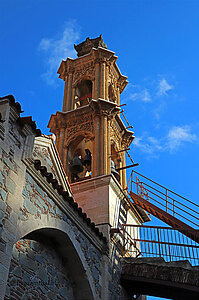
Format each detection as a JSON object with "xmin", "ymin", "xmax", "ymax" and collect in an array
[
  {"xmin": 136, "ymin": 176, "xmax": 139, "ymax": 195},
  {"xmin": 166, "ymin": 189, "xmax": 168, "ymax": 212},
  {"xmin": 157, "ymin": 228, "xmax": 161, "ymax": 257},
  {"xmin": 131, "ymin": 171, "xmax": 133, "ymax": 193},
  {"xmin": 173, "ymin": 200, "xmax": 175, "ymax": 216}
]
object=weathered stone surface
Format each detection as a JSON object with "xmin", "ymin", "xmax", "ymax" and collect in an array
[
  {"xmin": 19, "ymin": 253, "xmax": 37, "ymax": 271},
  {"xmin": 0, "ymin": 189, "xmax": 7, "ymax": 201},
  {"xmin": 0, "ymin": 200, "xmax": 6, "ymax": 212},
  {"xmin": 13, "ymin": 266, "xmax": 22, "ymax": 277},
  {"xmin": 6, "ymin": 177, "xmax": 16, "ymax": 194},
  {"xmin": 23, "ymin": 198, "xmax": 37, "ymax": 215},
  {"xmin": 3, "ymin": 157, "xmax": 14, "ymax": 171},
  {"xmin": 38, "ymin": 265, "xmax": 48, "ymax": 284},
  {"xmin": 0, "ymin": 172, "xmax": 4, "ymax": 185}
]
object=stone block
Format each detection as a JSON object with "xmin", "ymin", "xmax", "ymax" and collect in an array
[
  {"xmin": 49, "ymin": 207, "xmax": 55, "ymax": 215},
  {"xmin": 6, "ymin": 177, "xmax": 16, "ymax": 195},
  {"xmin": 0, "ymin": 172, "xmax": 4, "ymax": 185},
  {"xmin": 22, "ymin": 188, "xmax": 30, "ymax": 199},
  {"xmin": 46, "ymin": 196, "xmax": 54, "ymax": 207},
  {"xmin": 38, "ymin": 265, "xmax": 48, "ymax": 284},
  {"xmin": 47, "ymin": 290, "xmax": 57, "ymax": 300},
  {"xmin": 0, "ymin": 263, "xmax": 8, "ymax": 282},
  {"xmin": 59, "ymin": 287, "xmax": 69, "ymax": 299},
  {"xmin": 23, "ymin": 198, "xmax": 37, "ymax": 215},
  {"xmin": 23, "ymin": 272, "xmax": 31, "ymax": 284},
  {"xmin": 0, "ymin": 189, "xmax": 7, "ymax": 201},
  {"xmin": 12, "ymin": 245, "xmax": 19, "ymax": 260},
  {"xmin": 0, "ymin": 210, "xmax": 4, "ymax": 222},
  {"xmin": 5, "ymin": 285, "xmax": 10, "ymax": 297},
  {"xmin": 34, "ymin": 183, "xmax": 45, "ymax": 198},
  {"xmin": 35, "ymin": 198, "xmax": 48, "ymax": 211},
  {"xmin": 39, "ymin": 284, "xmax": 47, "ymax": 294},
  {"xmin": 19, "ymin": 253, "xmax": 37, "ymax": 271},
  {"xmin": 47, "ymin": 266, "xmax": 56, "ymax": 277},
  {"xmin": 18, "ymin": 210, "xmax": 26, "ymax": 221},
  {"xmin": 30, "ymin": 240, "xmax": 40, "ymax": 252},
  {"xmin": 0, "ymin": 200, "xmax": 6, "ymax": 212},
  {"xmin": 26, "ymin": 183, "xmax": 33, "ymax": 193},
  {"xmin": 3, "ymin": 157, "xmax": 14, "ymax": 171},
  {"xmin": 35, "ymin": 255, "xmax": 44, "ymax": 264},
  {"xmin": 26, "ymin": 173, "xmax": 34, "ymax": 185},
  {"xmin": 56, "ymin": 206, "xmax": 63, "ymax": 217},
  {"xmin": 13, "ymin": 266, "xmax": 22, "ymax": 277}
]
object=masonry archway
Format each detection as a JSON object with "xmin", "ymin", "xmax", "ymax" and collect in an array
[{"xmin": 6, "ymin": 217, "xmax": 97, "ymax": 300}]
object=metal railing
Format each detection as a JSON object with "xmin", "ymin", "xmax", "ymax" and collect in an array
[
  {"xmin": 122, "ymin": 224, "xmax": 199, "ymax": 266},
  {"xmin": 127, "ymin": 170, "xmax": 199, "ymax": 229}
]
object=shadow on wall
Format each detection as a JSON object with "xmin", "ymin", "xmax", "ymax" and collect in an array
[{"xmin": 5, "ymin": 228, "xmax": 94, "ymax": 300}]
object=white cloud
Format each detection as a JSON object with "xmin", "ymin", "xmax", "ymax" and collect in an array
[
  {"xmin": 133, "ymin": 136, "xmax": 162, "ymax": 154},
  {"xmin": 129, "ymin": 88, "xmax": 151, "ymax": 102},
  {"xmin": 38, "ymin": 21, "xmax": 80, "ymax": 86},
  {"xmin": 167, "ymin": 126, "xmax": 197, "ymax": 152},
  {"xmin": 133, "ymin": 125, "xmax": 198, "ymax": 156},
  {"xmin": 157, "ymin": 78, "xmax": 173, "ymax": 96}
]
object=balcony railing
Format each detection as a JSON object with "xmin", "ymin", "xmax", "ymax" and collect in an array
[{"xmin": 120, "ymin": 224, "xmax": 199, "ymax": 266}]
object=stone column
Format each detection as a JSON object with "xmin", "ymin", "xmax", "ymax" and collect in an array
[
  {"xmin": 71, "ymin": 86, "xmax": 75, "ymax": 109},
  {"xmin": 107, "ymin": 118, "xmax": 111, "ymax": 174},
  {"xmin": 62, "ymin": 76, "xmax": 68, "ymax": 112},
  {"xmin": 101, "ymin": 114, "xmax": 108, "ymax": 175},
  {"xmin": 117, "ymin": 87, "xmax": 120, "ymax": 106},
  {"xmin": 101, "ymin": 62, "xmax": 106, "ymax": 99},
  {"xmin": 121, "ymin": 151, "xmax": 127, "ymax": 189},
  {"xmin": 93, "ymin": 115, "xmax": 101, "ymax": 177},
  {"xmin": 105, "ymin": 66, "xmax": 109, "ymax": 100},
  {"xmin": 67, "ymin": 72, "xmax": 73, "ymax": 111},
  {"xmin": 95, "ymin": 63, "xmax": 100, "ymax": 99}
]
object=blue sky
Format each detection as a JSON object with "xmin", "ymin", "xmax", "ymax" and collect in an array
[{"xmin": 1, "ymin": 1, "xmax": 198, "ymax": 299}]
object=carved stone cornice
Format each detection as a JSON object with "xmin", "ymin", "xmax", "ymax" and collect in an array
[{"xmin": 90, "ymin": 98, "xmax": 120, "ymax": 118}]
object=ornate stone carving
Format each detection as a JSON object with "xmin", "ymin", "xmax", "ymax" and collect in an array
[
  {"xmin": 73, "ymin": 62, "xmax": 95, "ymax": 86},
  {"xmin": 65, "ymin": 114, "xmax": 94, "ymax": 141}
]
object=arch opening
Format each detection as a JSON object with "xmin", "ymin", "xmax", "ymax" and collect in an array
[
  {"xmin": 5, "ymin": 228, "xmax": 94, "ymax": 300},
  {"xmin": 74, "ymin": 79, "xmax": 92, "ymax": 109}
]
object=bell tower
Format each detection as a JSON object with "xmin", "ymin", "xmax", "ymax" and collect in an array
[{"xmin": 48, "ymin": 36, "xmax": 144, "ymax": 240}]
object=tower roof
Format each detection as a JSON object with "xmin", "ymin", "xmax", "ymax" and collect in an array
[{"xmin": 74, "ymin": 35, "xmax": 107, "ymax": 57}]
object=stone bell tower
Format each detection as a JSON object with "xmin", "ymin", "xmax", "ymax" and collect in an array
[{"xmin": 48, "ymin": 36, "xmax": 144, "ymax": 240}]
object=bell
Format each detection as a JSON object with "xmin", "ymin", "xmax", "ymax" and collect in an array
[
  {"xmin": 70, "ymin": 156, "xmax": 83, "ymax": 175},
  {"xmin": 82, "ymin": 149, "xmax": 92, "ymax": 170},
  {"xmin": 111, "ymin": 160, "xmax": 120, "ymax": 182}
]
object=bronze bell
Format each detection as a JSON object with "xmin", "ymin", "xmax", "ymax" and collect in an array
[
  {"xmin": 70, "ymin": 156, "xmax": 83, "ymax": 175},
  {"xmin": 111, "ymin": 160, "xmax": 120, "ymax": 182},
  {"xmin": 82, "ymin": 149, "xmax": 92, "ymax": 171}
]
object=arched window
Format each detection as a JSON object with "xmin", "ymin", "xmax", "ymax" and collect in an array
[{"xmin": 74, "ymin": 80, "xmax": 92, "ymax": 108}]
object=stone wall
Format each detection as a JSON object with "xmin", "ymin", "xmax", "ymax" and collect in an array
[{"xmin": 5, "ymin": 239, "xmax": 74, "ymax": 300}]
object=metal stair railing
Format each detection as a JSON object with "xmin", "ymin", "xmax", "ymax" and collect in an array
[
  {"xmin": 122, "ymin": 224, "xmax": 199, "ymax": 266},
  {"xmin": 127, "ymin": 170, "xmax": 199, "ymax": 229}
]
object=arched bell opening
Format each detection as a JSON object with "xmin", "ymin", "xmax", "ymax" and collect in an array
[
  {"xmin": 66, "ymin": 134, "xmax": 93, "ymax": 183},
  {"xmin": 110, "ymin": 143, "xmax": 122, "ymax": 183},
  {"xmin": 74, "ymin": 79, "xmax": 92, "ymax": 109},
  {"xmin": 108, "ymin": 85, "xmax": 117, "ymax": 103}
]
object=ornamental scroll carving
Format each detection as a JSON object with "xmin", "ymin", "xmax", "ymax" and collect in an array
[
  {"xmin": 110, "ymin": 121, "xmax": 122, "ymax": 152},
  {"xmin": 66, "ymin": 114, "xmax": 94, "ymax": 140},
  {"xmin": 73, "ymin": 62, "xmax": 95, "ymax": 85}
]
